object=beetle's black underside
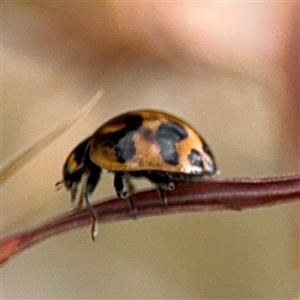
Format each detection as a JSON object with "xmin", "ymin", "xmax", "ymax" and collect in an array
[{"xmin": 128, "ymin": 170, "xmax": 210, "ymax": 183}]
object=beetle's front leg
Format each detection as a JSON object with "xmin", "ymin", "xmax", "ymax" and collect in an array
[
  {"xmin": 114, "ymin": 172, "xmax": 137, "ymax": 218},
  {"xmin": 83, "ymin": 166, "xmax": 101, "ymax": 241}
]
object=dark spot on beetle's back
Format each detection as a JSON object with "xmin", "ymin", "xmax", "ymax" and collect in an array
[
  {"xmin": 115, "ymin": 131, "xmax": 136, "ymax": 163},
  {"xmin": 188, "ymin": 149, "xmax": 203, "ymax": 168},
  {"xmin": 155, "ymin": 122, "xmax": 187, "ymax": 166},
  {"xmin": 99, "ymin": 114, "xmax": 143, "ymax": 147},
  {"xmin": 155, "ymin": 122, "xmax": 188, "ymax": 142},
  {"xmin": 98, "ymin": 114, "xmax": 142, "ymax": 163},
  {"xmin": 122, "ymin": 114, "xmax": 144, "ymax": 130},
  {"xmin": 100, "ymin": 131, "xmax": 122, "ymax": 148},
  {"xmin": 158, "ymin": 141, "xmax": 179, "ymax": 165}
]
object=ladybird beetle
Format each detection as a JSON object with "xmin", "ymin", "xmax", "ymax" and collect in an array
[{"xmin": 56, "ymin": 109, "xmax": 217, "ymax": 239}]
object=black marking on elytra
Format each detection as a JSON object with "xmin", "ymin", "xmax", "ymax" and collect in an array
[
  {"xmin": 156, "ymin": 122, "xmax": 188, "ymax": 142},
  {"xmin": 158, "ymin": 140, "xmax": 179, "ymax": 165},
  {"xmin": 188, "ymin": 149, "xmax": 203, "ymax": 168},
  {"xmin": 155, "ymin": 122, "xmax": 188, "ymax": 166},
  {"xmin": 115, "ymin": 131, "xmax": 136, "ymax": 163},
  {"xmin": 99, "ymin": 114, "xmax": 143, "ymax": 163}
]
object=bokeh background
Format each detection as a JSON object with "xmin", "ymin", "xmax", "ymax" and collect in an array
[{"xmin": 1, "ymin": 2, "xmax": 299, "ymax": 299}]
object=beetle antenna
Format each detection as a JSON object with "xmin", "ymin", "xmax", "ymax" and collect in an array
[{"xmin": 55, "ymin": 180, "xmax": 64, "ymax": 188}]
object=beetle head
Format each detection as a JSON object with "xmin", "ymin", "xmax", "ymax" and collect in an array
[{"xmin": 56, "ymin": 137, "xmax": 92, "ymax": 201}]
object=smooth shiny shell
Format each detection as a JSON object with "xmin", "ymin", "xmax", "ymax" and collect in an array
[{"xmin": 89, "ymin": 110, "xmax": 216, "ymax": 175}]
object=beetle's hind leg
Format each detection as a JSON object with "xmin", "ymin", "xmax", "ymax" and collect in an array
[
  {"xmin": 144, "ymin": 172, "xmax": 175, "ymax": 206},
  {"xmin": 114, "ymin": 172, "xmax": 137, "ymax": 218}
]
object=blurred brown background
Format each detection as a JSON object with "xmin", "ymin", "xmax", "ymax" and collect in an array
[{"xmin": 2, "ymin": 2, "xmax": 299, "ymax": 299}]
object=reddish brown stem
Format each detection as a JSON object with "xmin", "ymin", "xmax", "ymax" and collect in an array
[{"xmin": 1, "ymin": 175, "xmax": 300, "ymax": 267}]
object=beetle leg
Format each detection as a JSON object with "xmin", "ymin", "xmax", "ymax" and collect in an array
[
  {"xmin": 124, "ymin": 174, "xmax": 138, "ymax": 217},
  {"xmin": 114, "ymin": 172, "xmax": 137, "ymax": 218},
  {"xmin": 70, "ymin": 183, "xmax": 79, "ymax": 205},
  {"xmin": 144, "ymin": 172, "xmax": 175, "ymax": 206},
  {"xmin": 84, "ymin": 191, "xmax": 98, "ymax": 241},
  {"xmin": 114, "ymin": 172, "xmax": 125, "ymax": 198},
  {"xmin": 124, "ymin": 173, "xmax": 135, "ymax": 198},
  {"xmin": 83, "ymin": 167, "xmax": 101, "ymax": 241},
  {"xmin": 77, "ymin": 183, "xmax": 85, "ymax": 209},
  {"xmin": 156, "ymin": 181, "xmax": 175, "ymax": 206},
  {"xmin": 157, "ymin": 187, "xmax": 167, "ymax": 206}
]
